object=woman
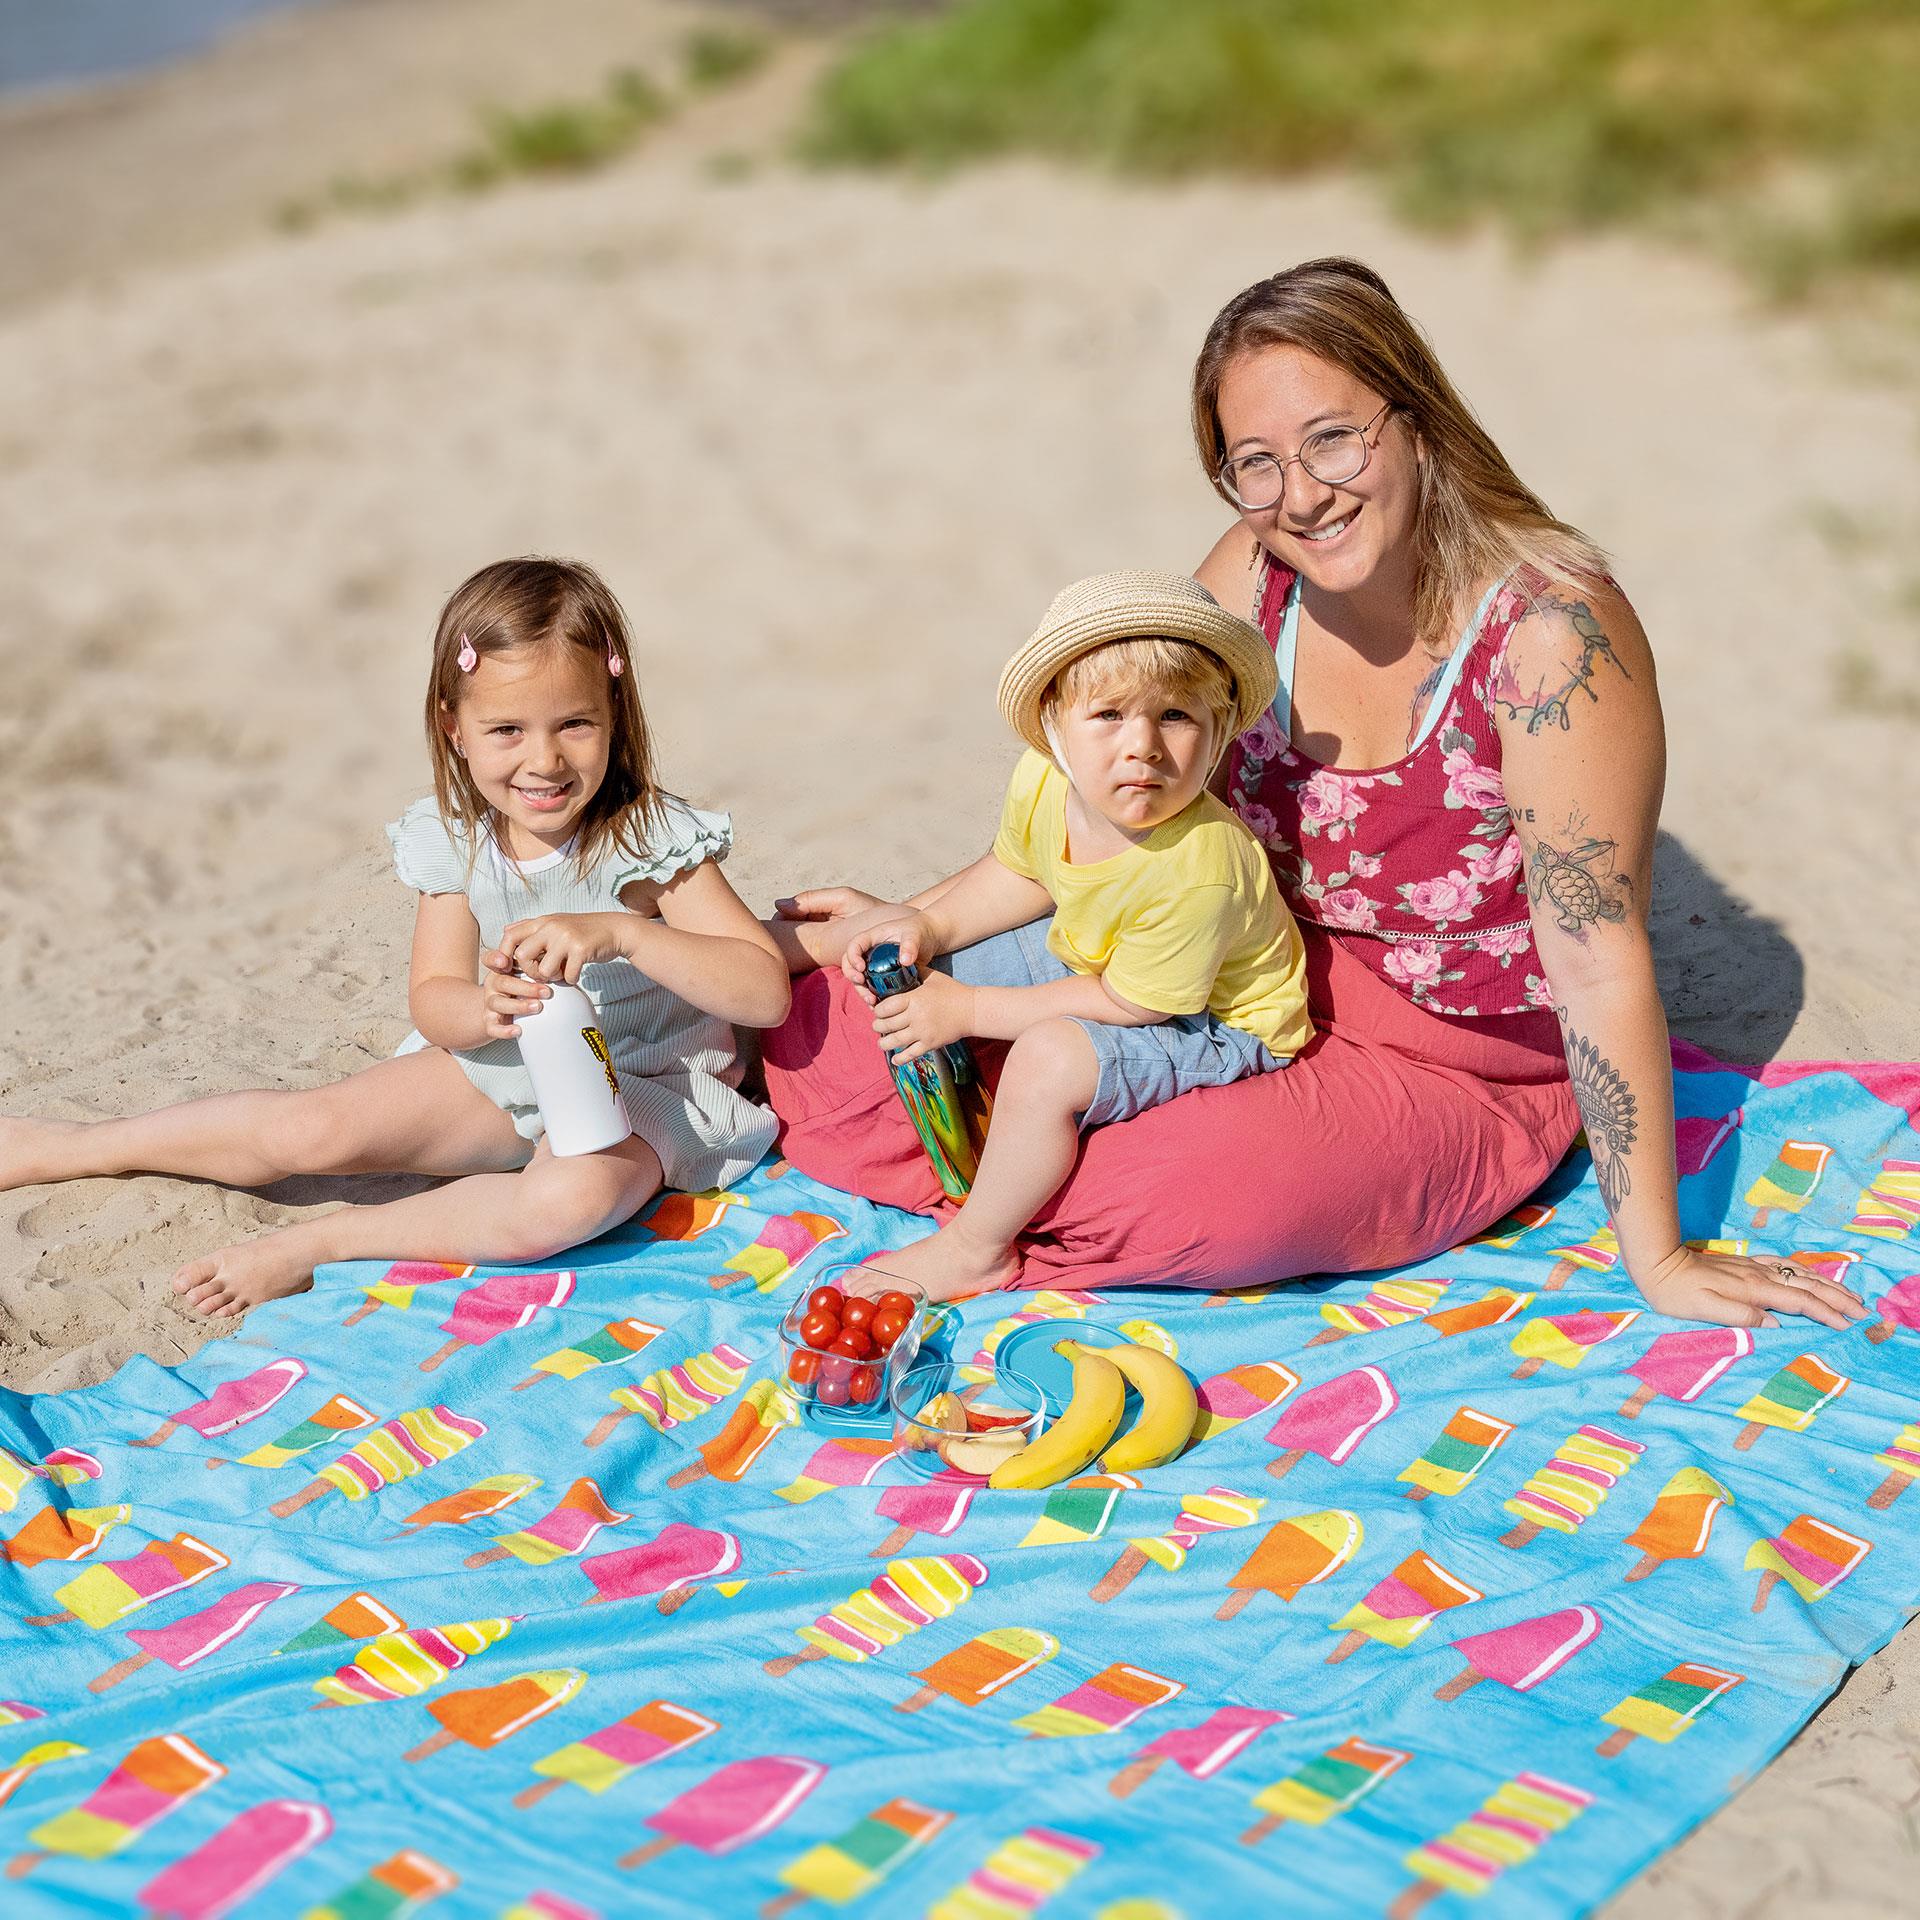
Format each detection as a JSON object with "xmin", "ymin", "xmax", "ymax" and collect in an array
[{"xmin": 766, "ymin": 258, "xmax": 1862, "ymax": 1332}]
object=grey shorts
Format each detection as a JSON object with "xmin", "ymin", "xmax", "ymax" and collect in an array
[{"xmin": 938, "ymin": 915, "xmax": 1288, "ymax": 1131}]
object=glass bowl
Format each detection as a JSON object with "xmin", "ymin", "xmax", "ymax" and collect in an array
[
  {"xmin": 890, "ymin": 1354, "xmax": 1046, "ymax": 1481},
  {"xmin": 777, "ymin": 1262, "xmax": 928, "ymax": 1422}
]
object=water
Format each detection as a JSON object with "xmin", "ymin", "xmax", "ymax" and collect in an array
[{"xmin": 0, "ymin": 0, "xmax": 325, "ymax": 97}]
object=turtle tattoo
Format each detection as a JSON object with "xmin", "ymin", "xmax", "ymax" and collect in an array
[{"xmin": 1528, "ymin": 835, "xmax": 1629, "ymax": 936}]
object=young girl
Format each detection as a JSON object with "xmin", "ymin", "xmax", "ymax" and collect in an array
[{"xmin": 0, "ymin": 556, "xmax": 789, "ymax": 1315}]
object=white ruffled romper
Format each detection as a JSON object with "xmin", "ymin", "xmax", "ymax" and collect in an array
[{"xmin": 386, "ymin": 795, "xmax": 778, "ymax": 1192}]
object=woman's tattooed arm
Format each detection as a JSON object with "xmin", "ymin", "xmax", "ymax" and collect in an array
[
  {"xmin": 1561, "ymin": 1020, "xmax": 1640, "ymax": 1213},
  {"xmin": 1490, "ymin": 590, "xmax": 1629, "ymax": 733}
]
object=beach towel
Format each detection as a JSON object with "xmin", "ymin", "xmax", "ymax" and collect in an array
[{"xmin": 1, "ymin": 1043, "xmax": 1916, "ymax": 1918}]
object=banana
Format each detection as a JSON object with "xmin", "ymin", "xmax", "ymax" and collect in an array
[
  {"xmin": 988, "ymin": 1341, "xmax": 1126, "ymax": 1491},
  {"xmin": 1099, "ymin": 1339, "xmax": 1199, "ymax": 1474}
]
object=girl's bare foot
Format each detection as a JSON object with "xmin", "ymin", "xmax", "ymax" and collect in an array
[
  {"xmin": 872, "ymin": 1222, "xmax": 1021, "ymax": 1303},
  {"xmin": 172, "ymin": 1237, "xmax": 316, "ymax": 1317},
  {"xmin": 0, "ymin": 1116, "xmax": 88, "ymax": 1191}
]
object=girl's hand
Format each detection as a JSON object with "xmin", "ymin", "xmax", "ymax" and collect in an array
[
  {"xmin": 873, "ymin": 971, "xmax": 975, "ymax": 1064},
  {"xmin": 1637, "ymin": 1245, "xmax": 1869, "ymax": 1333},
  {"xmin": 775, "ymin": 887, "xmax": 885, "ymax": 924},
  {"xmin": 841, "ymin": 911, "xmax": 938, "ymax": 1000},
  {"xmin": 479, "ymin": 957, "xmax": 549, "ymax": 1041},
  {"xmin": 494, "ymin": 913, "xmax": 634, "ymax": 985}
]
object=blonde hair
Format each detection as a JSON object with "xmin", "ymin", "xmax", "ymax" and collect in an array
[
  {"xmin": 1191, "ymin": 257, "xmax": 1609, "ymax": 654},
  {"xmin": 1041, "ymin": 636, "xmax": 1237, "ymax": 746},
  {"xmin": 425, "ymin": 556, "xmax": 663, "ymax": 875}
]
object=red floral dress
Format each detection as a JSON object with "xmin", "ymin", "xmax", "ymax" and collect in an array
[{"xmin": 1228, "ymin": 559, "xmax": 1550, "ymax": 1017}]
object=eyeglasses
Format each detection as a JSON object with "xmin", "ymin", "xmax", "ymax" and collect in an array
[{"xmin": 1216, "ymin": 401, "xmax": 1395, "ymax": 511}]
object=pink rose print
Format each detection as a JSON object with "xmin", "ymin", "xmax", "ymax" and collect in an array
[
  {"xmin": 1383, "ymin": 941, "xmax": 1447, "ymax": 989},
  {"xmin": 1477, "ymin": 921, "xmax": 1534, "ymax": 960},
  {"xmin": 1402, "ymin": 871, "xmax": 1483, "ymax": 925},
  {"xmin": 1524, "ymin": 972, "xmax": 1557, "ymax": 1009},
  {"xmin": 1346, "ymin": 848, "xmax": 1384, "ymax": 881},
  {"xmin": 1319, "ymin": 887, "xmax": 1380, "ymax": 931},
  {"xmin": 1442, "ymin": 747, "xmax": 1507, "ymax": 812},
  {"xmin": 1298, "ymin": 769, "xmax": 1368, "ymax": 840},
  {"xmin": 1241, "ymin": 711, "xmax": 1286, "ymax": 761},
  {"xmin": 1238, "ymin": 801, "xmax": 1280, "ymax": 845},
  {"xmin": 1462, "ymin": 834, "xmax": 1522, "ymax": 886}
]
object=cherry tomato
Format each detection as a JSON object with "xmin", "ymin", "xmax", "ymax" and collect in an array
[
  {"xmin": 841, "ymin": 1298, "xmax": 876, "ymax": 1334},
  {"xmin": 869, "ymin": 1309, "xmax": 910, "ymax": 1352},
  {"xmin": 875, "ymin": 1290, "xmax": 915, "ymax": 1320},
  {"xmin": 814, "ymin": 1365, "xmax": 851, "ymax": 1407},
  {"xmin": 787, "ymin": 1348, "xmax": 821, "ymax": 1386},
  {"xmin": 828, "ymin": 1329, "xmax": 872, "ymax": 1360},
  {"xmin": 799, "ymin": 1310, "xmax": 840, "ymax": 1349},
  {"xmin": 806, "ymin": 1286, "xmax": 845, "ymax": 1319},
  {"xmin": 848, "ymin": 1364, "xmax": 881, "ymax": 1405}
]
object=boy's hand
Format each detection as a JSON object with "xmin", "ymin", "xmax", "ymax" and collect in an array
[
  {"xmin": 873, "ymin": 971, "xmax": 976, "ymax": 1064},
  {"xmin": 842, "ymin": 910, "xmax": 938, "ymax": 1001},
  {"xmin": 493, "ymin": 912, "xmax": 633, "ymax": 986},
  {"xmin": 480, "ymin": 953, "xmax": 549, "ymax": 1041}
]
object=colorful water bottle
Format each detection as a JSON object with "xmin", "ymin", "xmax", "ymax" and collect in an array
[
  {"xmin": 515, "ymin": 978, "xmax": 633, "ymax": 1157},
  {"xmin": 865, "ymin": 942, "xmax": 993, "ymax": 1200}
]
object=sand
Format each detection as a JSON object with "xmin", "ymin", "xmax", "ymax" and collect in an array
[{"xmin": 0, "ymin": 2, "xmax": 1915, "ymax": 1909}]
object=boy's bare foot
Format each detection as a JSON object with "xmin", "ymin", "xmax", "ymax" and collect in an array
[
  {"xmin": 871, "ymin": 1223, "xmax": 1021, "ymax": 1303},
  {"xmin": 172, "ymin": 1237, "xmax": 316, "ymax": 1317},
  {"xmin": 0, "ymin": 1116, "xmax": 88, "ymax": 1191}
]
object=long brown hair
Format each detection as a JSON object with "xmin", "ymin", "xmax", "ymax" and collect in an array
[
  {"xmin": 425, "ymin": 556, "xmax": 663, "ymax": 875},
  {"xmin": 1191, "ymin": 257, "xmax": 1608, "ymax": 653}
]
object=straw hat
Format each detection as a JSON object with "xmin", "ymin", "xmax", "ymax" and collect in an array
[{"xmin": 995, "ymin": 569, "xmax": 1278, "ymax": 758}]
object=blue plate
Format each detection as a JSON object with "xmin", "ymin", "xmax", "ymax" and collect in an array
[{"xmin": 994, "ymin": 1320, "xmax": 1138, "ymax": 1419}]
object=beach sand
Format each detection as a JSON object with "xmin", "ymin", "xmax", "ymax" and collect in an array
[{"xmin": 0, "ymin": 2, "xmax": 1915, "ymax": 1909}]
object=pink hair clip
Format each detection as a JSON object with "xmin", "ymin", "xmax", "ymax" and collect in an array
[
  {"xmin": 607, "ymin": 642, "xmax": 624, "ymax": 678},
  {"xmin": 456, "ymin": 632, "xmax": 478, "ymax": 673}
]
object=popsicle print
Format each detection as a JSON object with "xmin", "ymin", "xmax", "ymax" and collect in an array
[
  {"xmin": 269, "ymin": 1406, "xmax": 486, "ymax": 1517},
  {"xmin": 1544, "ymin": 1224, "xmax": 1617, "ymax": 1290},
  {"xmin": 1617, "ymin": 1328, "xmax": 1754, "ymax": 1418},
  {"xmin": 976, "ymin": 1289, "xmax": 1107, "ymax": 1365},
  {"xmin": 1242, "ymin": 1737, "xmax": 1410, "ymax": 1845},
  {"xmin": 275, "ymin": 1591, "xmax": 406, "ymax": 1656},
  {"xmin": 1327, "ymin": 1551, "xmax": 1482, "ymax": 1663},
  {"xmin": 0, "ymin": 1447, "xmax": 34, "ymax": 1513},
  {"xmin": 766, "ymin": 1554, "xmax": 989, "ymax": 1676},
  {"xmin": 1462, "ymin": 1200, "xmax": 1557, "ymax": 1249},
  {"xmin": 405, "ymin": 1667, "xmax": 587, "ymax": 1763},
  {"xmin": 344, "ymin": 1261, "xmax": 474, "ymax": 1326},
  {"xmin": 8, "ymin": 1733, "xmax": 225, "ymax": 1878},
  {"xmin": 219, "ymin": 1393, "xmax": 375, "ymax": 1471},
  {"xmin": 500, "ymin": 1895, "xmax": 597, "ymax": 1920},
  {"xmin": 419, "ymin": 1270, "xmax": 575, "ymax": 1372},
  {"xmin": 130, "ymin": 1357, "xmax": 306, "ymax": 1449},
  {"xmin": 1674, "ymin": 1107, "xmax": 1741, "ymax": 1177},
  {"xmin": 1501, "ymin": 1424, "xmax": 1645, "ymax": 1548},
  {"xmin": 707, "ymin": 1209, "xmax": 847, "ymax": 1292},
  {"xmin": 1599, "ymin": 1661, "xmax": 1744, "ymax": 1756},
  {"xmin": 395, "ymin": 1474, "xmax": 541, "ymax": 1536},
  {"xmin": 1848, "ymin": 1159, "xmax": 1920, "ymax": 1239},
  {"xmin": 1309, "ymin": 1279, "xmax": 1450, "ymax": 1344},
  {"xmin": 466, "ymin": 1479, "xmax": 628, "ymax": 1568},
  {"xmin": 1746, "ymin": 1139, "xmax": 1832, "ymax": 1228},
  {"xmin": 1509, "ymin": 1309, "xmax": 1641, "ymax": 1378},
  {"xmin": 922, "ymin": 1827, "xmax": 1098, "ymax": 1920},
  {"xmin": 1734, "ymin": 1354, "xmax": 1849, "ymax": 1450},
  {"xmin": 1188, "ymin": 1361, "xmax": 1297, "ymax": 1446},
  {"xmin": 776, "ymin": 1437, "xmax": 895, "ymax": 1505},
  {"xmin": 1014, "ymin": 1663, "xmax": 1183, "ymax": 1738},
  {"xmin": 136, "ymin": 1797, "xmax": 331, "ymax": 1918},
  {"xmin": 26, "ymin": 1532, "xmax": 229, "ymax": 1628},
  {"xmin": 4, "ymin": 1501, "xmax": 131, "ymax": 1567},
  {"xmin": 312, "ymin": 1618, "xmax": 517, "ymax": 1708},
  {"xmin": 1437, "ymin": 1605, "xmax": 1602, "ymax": 1702},
  {"xmin": 1397, "ymin": 1406, "xmax": 1513, "ymax": 1500},
  {"xmin": 898, "ymin": 1627, "xmax": 1060, "ymax": 1712},
  {"xmin": 515, "ymin": 1699, "xmax": 717, "ymax": 1809},
  {"xmin": 1746, "ymin": 1514, "xmax": 1871, "ymax": 1611},
  {"xmin": 0, "ymin": 1700, "xmax": 44, "ymax": 1726},
  {"xmin": 1107, "ymin": 1706, "xmax": 1291, "ymax": 1799},
  {"xmin": 667, "ymin": 1380, "xmax": 800, "ymax": 1491},
  {"xmin": 1217, "ymin": 1511, "xmax": 1362, "ymax": 1620},
  {"xmin": 0, "ymin": 1739, "xmax": 87, "ymax": 1815},
  {"xmin": 89, "ymin": 1579, "xmax": 301, "ymax": 1694},
  {"xmin": 1017, "ymin": 1475, "xmax": 1138, "ymax": 1550},
  {"xmin": 618, "ymin": 1754, "xmax": 827, "ymax": 1870},
  {"xmin": 1423, "ymin": 1288, "xmax": 1535, "ymax": 1338},
  {"xmin": 580, "ymin": 1522, "xmax": 742, "ymax": 1614},
  {"xmin": 1116, "ymin": 1317, "xmax": 1176, "ymax": 1355},
  {"xmin": 1868, "ymin": 1275, "xmax": 1920, "ymax": 1345},
  {"xmin": 873, "ymin": 1471, "xmax": 977, "ymax": 1558},
  {"xmin": 1869, "ymin": 1425, "xmax": 1920, "ymax": 1509},
  {"xmin": 305, "ymin": 1849, "xmax": 457, "ymax": 1920},
  {"xmin": 1390, "ymin": 1772, "xmax": 1593, "ymax": 1917},
  {"xmin": 1093, "ymin": 1486, "xmax": 1263, "ymax": 1601},
  {"xmin": 585, "ymin": 1343, "xmax": 749, "ymax": 1448},
  {"xmin": 639, "ymin": 1186, "xmax": 745, "ymax": 1242},
  {"xmin": 513, "ymin": 1317, "xmax": 664, "ymax": 1391},
  {"xmin": 763, "ymin": 1796, "xmax": 952, "ymax": 1916},
  {"xmin": 1622, "ymin": 1468, "xmax": 1733, "ymax": 1581},
  {"xmin": 1265, "ymin": 1366, "xmax": 1396, "ymax": 1480}
]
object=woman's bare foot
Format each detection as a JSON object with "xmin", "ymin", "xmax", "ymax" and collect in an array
[
  {"xmin": 172, "ymin": 1236, "xmax": 316, "ymax": 1317},
  {"xmin": 871, "ymin": 1221, "xmax": 1021, "ymax": 1303},
  {"xmin": 0, "ymin": 1116, "xmax": 89, "ymax": 1191}
]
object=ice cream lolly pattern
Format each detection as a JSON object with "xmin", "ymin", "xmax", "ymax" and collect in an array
[{"xmin": 4, "ymin": 1071, "xmax": 1920, "ymax": 1920}]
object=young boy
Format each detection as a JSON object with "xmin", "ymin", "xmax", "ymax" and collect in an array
[{"xmin": 838, "ymin": 569, "xmax": 1312, "ymax": 1300}]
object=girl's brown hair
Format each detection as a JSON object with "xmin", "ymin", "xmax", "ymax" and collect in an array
[
  {"xmin": 425, "ymin": 556, "xmax": 663, "ymax": 875},
  {"xmin": 1191, "ymin": 257, "xmax": 1609, "ymax": 654}
]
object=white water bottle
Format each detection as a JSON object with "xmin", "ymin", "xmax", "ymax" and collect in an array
[{"xmin": 515, "ymin": 978, "xmax": 633, "ymax": 1157}]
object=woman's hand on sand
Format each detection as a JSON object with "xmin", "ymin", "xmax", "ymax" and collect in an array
[
  {"xmin": 479, "ymin": 956, "xmax": 548, "ymax": 1041},
  {"xmin": 493, "ymin": 912, "xmax": 634, "ymax": 986},
  {"xmin": 1637, "ymin": 1245, "xmax": 1869, "ymax": 1332},
  {"xmin": 872, "ymin": 969, "xmax": 976, "ymax": 1064}
]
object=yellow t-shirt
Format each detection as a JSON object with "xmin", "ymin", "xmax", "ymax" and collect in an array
[{"xmin": 990, "ymin": 750, "xmax": 1312, "ymax": 1060}]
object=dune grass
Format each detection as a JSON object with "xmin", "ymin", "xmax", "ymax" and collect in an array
[{"xmin": 799, "ymin": 0, "xmax": 1920, "ymax": 294}]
